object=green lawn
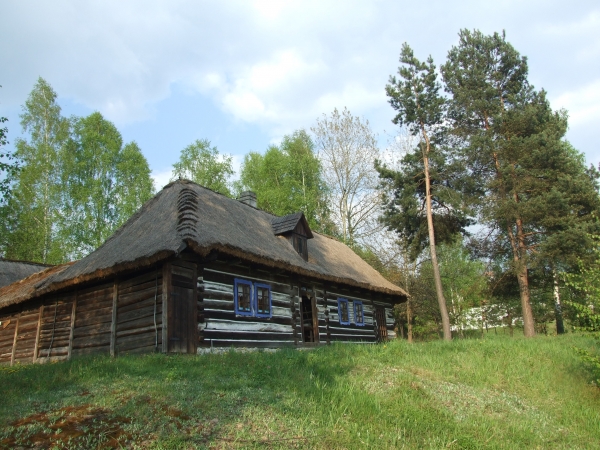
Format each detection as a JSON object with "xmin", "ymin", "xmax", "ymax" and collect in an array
[{"xmin": 1, "ymin": 333, "xmax": 598, "ymax": 449}]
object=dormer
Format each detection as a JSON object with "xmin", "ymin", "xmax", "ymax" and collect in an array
[{"xmin": 272, "ymin": 212, "xmax": 314, "ymax": 261}]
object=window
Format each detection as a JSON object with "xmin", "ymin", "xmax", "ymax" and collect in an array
[
  {"xmin": 293, "ymin": 233, "xmax": 308, "ymax": 261},
  {"xmin": 338, "ymin": 298, "xmax": 350, "ymax": 325},
  {"xmin": 234, "ymin": 279, "xmax": 253, "ymax": 316},
  {"xmin": 255, "ymin": 283, "xmax": 272, "ymax": 318},
  {"xmin": 234, "ymin": 279, "xmax": 272, "ymax": 318},
  {"xmin": 354, "ymin": 301, "xmax": 364, "ymax": 326}
]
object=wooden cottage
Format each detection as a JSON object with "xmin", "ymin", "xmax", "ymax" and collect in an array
[{"xmin": 0, "ymin": 180, "xmax": 407, "ymax": 365}]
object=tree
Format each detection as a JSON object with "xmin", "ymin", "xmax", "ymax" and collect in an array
[
  {"xmin": 171, "ymin": 139, "xmax": 234, "ymax": 197},
  {"xmin": 0, "ymin": 85, "xmax": 19, "ymax": 204},
  {"xmin": 62, "ymin": 112, "xmax": 154, "ymax": 258},
  {"xmin": 437, "ymin": 239, "xmax": 487, "ymax": 337},
  {"xmin": 380, "ymin": 43, "xmax": 456, "ymax": 340},
  {"xmin": 441, "ymin": 30, "xmax": 600, "ymax": 337},
  {"xmin": 238, "ymin": 130, "xmax": 333, "ymax": 233},
  {"xmin": 1, "ymin": 78, "xmax": 70, "ymax": 263},
  {"xmin": 0, "ymin": 116, "xmax": 18, "ymax": 203},
  {"xmin": 312, "ymin": 108, "xmax": 381, "ymax": 245}
]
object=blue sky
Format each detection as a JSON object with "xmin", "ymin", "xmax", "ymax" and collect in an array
[{"xmin": 2, "ymin": 1, "xmax": 599, "ymax": 190}]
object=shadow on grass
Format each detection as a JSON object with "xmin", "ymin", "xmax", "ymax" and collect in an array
[{"xmin": 0, "ymin": 344, "xmax": 360, "ymax": 448}]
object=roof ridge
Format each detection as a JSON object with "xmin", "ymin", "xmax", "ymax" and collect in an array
[{"xmin": 0, "ymin": 258, "xmax": 54, "ymax": 267}]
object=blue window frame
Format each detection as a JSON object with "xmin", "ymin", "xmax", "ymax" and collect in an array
[
  {"xmin": 234, "ymin": 279, "xmax": 253, "ymax": 316},
  {"xmin": 234, "ymin": 278, "xmax": 272, "ymax": 318},
  {"xmin": 255, "ymin": 283, "xmax": 272, "ymax": 318},
  {"xmin": 354, "ymin": 301, "xmax": 365, "ymax": 326},
  {"xmin": 338, "ymin": 298, "xmax": 350, "ymax": 325}
]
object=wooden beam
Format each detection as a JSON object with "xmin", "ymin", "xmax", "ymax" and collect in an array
[
  {"xmin": 311, "ymin": 285, "xmax": 320, "ymax": 344},
  {"xmin": 10, "ymin": 312, "xmax": 20, "ymax": 367},
  {"xmin": 162, "ymin": 262, "xmax": 171, "ymax": 353},
  {"xmin": 324, "ymin": 289, "xmax": 331, "ymax": 345},
  {"xmin": 68, "ymin": 292, "xmax": 77, "ymax": 360},
  {"xmin": 191, "ymin": 262, "xmax": 198, "ymax": 354},
  {"xmin": 110, "ymin": 278, "xmax": 118, "ymax": 357},
  {"xmin": 33, "ymin": 304, "xmax": 44, "ymax": 363}
]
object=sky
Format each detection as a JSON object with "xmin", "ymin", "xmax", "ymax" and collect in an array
[{"xmin": 1, "ymin": 0, "xmax": 599, "ymax": 190}]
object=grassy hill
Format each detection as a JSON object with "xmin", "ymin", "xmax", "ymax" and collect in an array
[{"xmin": 1, "ymin": 333, "xmax": 599, "ymax": 449}]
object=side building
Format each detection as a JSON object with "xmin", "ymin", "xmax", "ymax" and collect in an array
[{"xmin": 0, "ymin": 180, "xmax": 406, "ymax": 365}]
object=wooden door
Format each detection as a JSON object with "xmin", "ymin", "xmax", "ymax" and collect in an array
[
  {"xmin": 168, "ymin": 262, "xmax": 198, "ymax": 353},
  {"xmin": 374, "ymin": 307, "xmax": 388, "ymax": 342}
]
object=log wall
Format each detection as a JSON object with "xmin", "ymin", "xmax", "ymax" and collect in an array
[
  {"xmin": 0, "ymin": 267, "xmax": 163, "ymax": 366},
  {"xmin": 0, "ymin": 256, "xmax": 399, "ymax": 365},
  {"xmin": 200, "ymin": 265, "xmax": 296, "ymax": 349}
]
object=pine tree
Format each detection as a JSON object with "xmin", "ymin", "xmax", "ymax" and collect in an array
[
  {"xmin": 441, "ymin": 30, "xmax": 600, "ymax": 336},
  {"xmin": 381, "ymin": 43, "xmax": 459, "ymax": 340}
]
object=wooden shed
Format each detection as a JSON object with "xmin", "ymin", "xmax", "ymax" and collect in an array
[{"xmin": 0, "ymin": 180, "xmax": 407, "ymax": 365}]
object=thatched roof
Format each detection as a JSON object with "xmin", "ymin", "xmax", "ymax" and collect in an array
[
  {"xmin": 0, "ymin": 263, "xmax": 73, "ymax": 309},
  {"xmin": 0, "ymin": 180, "xmax": 406, "ymax": 308},
  {"xmin": 0, "ymin": 259, "xmax": 52, "ymax": 288}
]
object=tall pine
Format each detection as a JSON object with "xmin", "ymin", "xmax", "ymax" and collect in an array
[
  {"xmin": 441, "ymin": 30, "xmax": 600, "ymax": 336},
  {"xmin": 381, "ymin": 44, "xmax": 467, "ymax": 340}
]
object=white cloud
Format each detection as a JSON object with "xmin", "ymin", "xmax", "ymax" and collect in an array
[
  {"xmin": 552, "ymin": 80, "xmax": 600, "ymax": 128},
  {"xmin": 218, "ymin": 50, "xmax": 327, "ymax": 124},
  {"xmin": 2, "ymin": 0, "xmax": 599, "ymax": 165}
]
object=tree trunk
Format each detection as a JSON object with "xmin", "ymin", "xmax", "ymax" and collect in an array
[
  {"xmin": 553, "ymin": 270, "xmax": 565, "ymax": 335},
  {"xmin": 513, "ymin": 217, "xmax": 535, "ymax": 337},
  {"xmin": 407, "ymin": 297, "xmax": 413, "ymax": 343},
  {"xmin": 421, "ymin": 137, "xmax": 451, "ymax": 341}
]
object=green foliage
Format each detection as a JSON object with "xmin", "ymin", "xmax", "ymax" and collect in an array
[
  {"xmin": 377, "ymin": 147, "xmax": 471, "ymax": 260},
  {"xmin": 1, "ymin": 335, "xmax": 599, "ymax": 448},
  {"xmin": 61, "ymin": 112, "xmax": 154, "ymax": 258},
  {"xmin": 563, "ymin": 235, "xmax": 600, "ymax": 384},
  {"xmin": 438, "ymin": 239, "xmax": 487, "ymax": 331},
  {"xmin": 238, "ymin": 130, "xmax": 333, "ymax": 234},
  {"xmin": 2, "ymin": 80, "xmax": 154, "ymax": 262},
  {"xmin": 171, "ymin": 139, "xmax": 234, "ymax": 197},
  {"xmin": 400, "ymin": 240, "xmax": 487, "ymax": 339},
  {"xmin": 386, "ymin": 43, "xmax": 445, "ymax": 134},
  {"xmin": 0, "ymin": 115, "xmax": 19, "ymax": 204}
]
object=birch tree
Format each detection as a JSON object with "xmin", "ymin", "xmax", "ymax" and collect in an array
[
  {"xmin": 238, "ymin": 130, "xmax": 332, "ymax": 233},
  {"xmin": 311, "ymin": 108, "xmax": 381, "ymax": 245},
  {"xmin": 171, "ymin": 139, "xmax": 234, "ymax": 197},
  {"xmin": 61, "ymin": 112, "xmax": 154, "ymax": 258},
  {"xmin": 1, "ymin": 78, "xmax": 69, "ymax": 263}
]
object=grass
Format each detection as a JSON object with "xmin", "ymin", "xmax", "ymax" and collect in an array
[{"xmin": 0, "ymin": 333, "xmax": 599, "ymax": 449}]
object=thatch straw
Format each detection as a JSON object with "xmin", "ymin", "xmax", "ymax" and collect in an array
[{"xmin": 0, "ymin": 259, "xmax": 52, "ymax": 288}]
